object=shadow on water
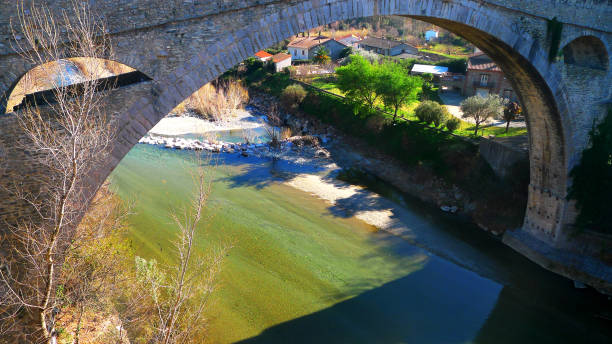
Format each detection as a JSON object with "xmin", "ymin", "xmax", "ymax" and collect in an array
[
  {"xmin": 208, "ymin": 153, "xmax": 328, "ymax": 190},
  {"xmin": 235, "ymin": 269, "xmax": 611, "ymax": 344}
]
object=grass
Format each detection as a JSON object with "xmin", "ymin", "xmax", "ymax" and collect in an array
[
  {"xmin": 303, "ymin": 76, "xmax": 525, "ymax": 139},
  {"xmin": 420, "ymin": 43, "xmax": 472, "ymax": 58}
]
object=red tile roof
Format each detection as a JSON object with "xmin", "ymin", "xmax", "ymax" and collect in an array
[
  {"xmin": 467, "ymin": 52, "xmax": 502, "ymax": 72},
  {"xmin": 288, "ymin": 36, "xmax": 330, "ymax": 49},
  {"xmin": 255, "ymin": 50, "xmax": 273, "ymax": 58},
  {"xmin": 272, "ymin": 53, "xmax": 291, "ymax": 63}
]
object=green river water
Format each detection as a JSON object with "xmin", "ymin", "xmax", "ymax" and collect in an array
[{"xmin": 109, "ymin": 140, "xmax": 611, "ymax": 344}]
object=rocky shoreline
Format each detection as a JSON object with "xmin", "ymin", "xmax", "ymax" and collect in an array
[{"xmin": 247, "ymin": 92, "xmax": 507, "ymax": 236}]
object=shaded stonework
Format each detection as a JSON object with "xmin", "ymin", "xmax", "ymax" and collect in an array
[{"xmin": 0, "ymin": 0, "xmax": 610, "ymax": 292}]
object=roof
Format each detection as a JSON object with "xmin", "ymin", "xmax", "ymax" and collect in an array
[
  {"xmin": 358, "ymin": 36, "xmax": 414, "ymax": 50},
  {"xmin": 467, "ymin": 52, "xmax": 502, "ymax": 72},
  {"xmin": 272, "ymin": 53, "xmax": 291, "ymax": 63},
  {"xmin": 288, "ymin": 36, "xmax": 330, "ymax": 49},
  {"xmin": 254, "ymin": 50, "xmax": 273, "ymax": 58},
  {"xmin": 411, "ymin": 64, "xmax": 449, "ymax": 75}
]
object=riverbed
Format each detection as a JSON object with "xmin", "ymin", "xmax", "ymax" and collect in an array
[{"xmin": 109, "ymin": 115, "xmax": 611, "ymax": 343}]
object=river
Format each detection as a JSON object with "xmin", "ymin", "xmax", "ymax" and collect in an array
[{"xmin": 109, "ymin": 127, "xmax": 611, "ymax": 343}]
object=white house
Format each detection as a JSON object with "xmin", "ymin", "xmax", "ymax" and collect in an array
[
  {"xmin": 288, "ymin": 35, "xmax": 346, "ymax": 61},
  {"xmin": 272, "ymin": 53, "xmax": 292, "ymax": 72},
  {"xmin": 425, "ymin": 30, "xmax": 439, "ymax": 42},
  {"xmin": 254, "ymin": 50, "xmax": 273, "ymax": 62}
]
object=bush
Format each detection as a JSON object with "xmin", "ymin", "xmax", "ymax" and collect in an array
[
  {"xmin": 281, "ymin": 84, "xmax": 307, "ymax": 109},
  {"xmin": 446, "ymin": 118, "xmax": 460, "ymax": 132},
  {"xmin": 568, "ymin": 108, "xmax": 612, "ymax": 233},
  {"xmin": 415, "ymin": 100, "xmax": 446, "ymax": 127}
]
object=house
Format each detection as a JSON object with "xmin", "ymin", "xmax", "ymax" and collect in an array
[
  {"xmin": 254, "ymin": 50, "xmax": 273, "ymax": 62},
  {"xmin": 271, "ymin": 53, "xmax": 292, "ymax": 72},
  {"xmin": 462, "ymin": 52, "xmax": 516, "ymax": 100},
  {"xmin": 410, "ymin": 64, "xmax": 449, "ymax": 83},
  {"xmin": 425, "ymin": 30, "xmax": 439, "ymax": 42},
  {"xmin": 335, "ymin": 34, "xmax": 362, "ymax": 48},
  {"xmin": 287, "ymin": 35, "xmax": 346, "ymax": 61},
  {"xmin": 357, "ymin": 37, "xmax": 418, "ymax": 56}
]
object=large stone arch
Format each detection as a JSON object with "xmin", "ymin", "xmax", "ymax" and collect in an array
[
  {"xmin": 1, "ymin": 0, "xmax": 610, "ymax": 290},
  {"xmin": 108, "ymin": 0, "xmax": 574, "ymax": 242}
]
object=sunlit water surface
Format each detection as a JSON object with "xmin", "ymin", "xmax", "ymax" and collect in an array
[{"xmin": 110, "ymin": 133, "xmax": 611, "ymax": 344}]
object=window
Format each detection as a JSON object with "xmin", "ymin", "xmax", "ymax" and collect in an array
[
  {"xmin": 480, "ymin": 74, "xmax": 489, "ymax": 86},
  {"xmin": 302, "ymin": 50, "xmax": 304, "ymax": 56}
]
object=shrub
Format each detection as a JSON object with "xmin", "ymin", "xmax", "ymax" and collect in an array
[
  {"xmin": 281, "ymin": 84, "xmax": 307, "ymax": 109},
  {"xmin": 568, "ymin": 108, "xmax": 612, "ymax": 233},
  {"xmin": 446, "ymin": 118, "xmax": 460, "ymax": 132},
  {"xmin": 365, "ymin": 114, "xmax": 390, "ymax": 134},
  {"xmin": 415, "ymin": 100, "xmax": 446, "ymax": 127}
]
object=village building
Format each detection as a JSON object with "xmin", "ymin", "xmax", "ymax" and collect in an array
[
  {"xmin": 357, "ymin": 36, "xmax": 418, "ymax": 56},
  {"xmin": 254, "ymin": 50, "xmax": 273, "ymax": 62},
  {"xmin": 287, "ymin": 35, "xmax": 346, "ymax": 61},
  {"xmin": 410, "ymin": 64, "xmax": 449, "ymax": 83},
  {"xmin": 335, "ymin": 33, "xmax": 362, "ymax": 48},
  {"xmin": 271, "ymin": 53, "xmax": 292, "ymax": 72},
  {"xmin": 461, "ymin": 52, "xmax": 517, "ymax": 100},
  {"xmin": 425, "ymin": 30, "xmax": 439, "ymax": 42}
]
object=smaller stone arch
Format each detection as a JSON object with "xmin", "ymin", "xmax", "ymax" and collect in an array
[
  {"xmin": 3, "ymin": 58, "xmax": 150, "ymax": 113},
  {"xmin": 562, "ymin": 35, "xmax": 609, "ymax": 70}
]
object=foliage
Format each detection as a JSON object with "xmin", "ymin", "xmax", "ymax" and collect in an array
[
  {"xmin": 352, "ymin": 47, "xmax": 381, "ymax": 63},
  {"xmin": 568, "ymin": 109, "xmax": 612, "ymax": 233},
  {"xmin": 546, "ymin": 17, "xmax": 563, "ymax": 62},
  {"xmin": 436, "ymin": 58, "xmax": 468, "ymax": 74},
  {"xmin": 314, "ymin": 46, "xmax": 331, "ymax": 64},
  {"xmin": 376, "ymin": 62, "xmax": 422, "ymax": 122},
  {"xmin": 281, "ymin": 84, "xmax": 307, "ymax": 109},
  {"xmin": 415, "ymin": 100, "xmax": 446, "ymax": 127},
  {"xmin": 460, "ymin": 94, "xmax": 505, "ymax": 135},
  {"xmin": 503, "ymin": 101, "xmax": 521, "ymax": 133},
  {"xmin": 336, "ymin": 55, "xmax": 381, "ymax": 108},
  {"xmin": 339, "ymin": 46, "xmax": 353, "ymax": 59},
  {"xmin": 445, "ymin": 118, "xmax": 461, "ymax": 132},
  {"xmin": 180, "ymin": 79, "xmax": 249, "ymax": 121}
]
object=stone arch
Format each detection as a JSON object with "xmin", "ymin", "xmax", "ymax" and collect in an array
[
  {"xmin": 562, "ymin": 35, "xmax": 609, "ymax": 70},
  {"xmin": 110, "ymin": 0, "xmax": 572, "ymax": 244},
  {"xmin": 2, "ymin": 57, "xmax": 149, "ymax": 113},
  {"xmin": 2, "ymin": 0, "xmax": 598, "ymax": 287}
]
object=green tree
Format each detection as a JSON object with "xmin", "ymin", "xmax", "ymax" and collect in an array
[
  {"xmin": 314, "ymin": 46, "xmax": 330, "ymax": 64},
  {"xmin": 460, "ymin": 94, "xmax": 505, "ymax": 136},
  {"xmin": 568, "ymin": 109, "xmax": 612, "ymax": 233},
  {"xmin": 415, "ymin": 100, "xmax": 446, "ymax": 127},
  {"xmin": 446, "ymin": 118, "xmax": 461, "ymax": 132},
  {"xmin": 376, "ymin": 62, "xmax": 422, "ymax": 122},
  {"xmin": 503, "ymin": 101, "xmax": 521, "ymax": 133},
  {"xmin": 336, "ymin": 55, "xmax": 381, "ymax": 109}
]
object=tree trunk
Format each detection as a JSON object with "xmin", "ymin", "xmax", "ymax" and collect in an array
[
  {"xmin": 393, "ymin": 107, "xmax": 398, "ymax": 123},
  {"xmin": 474, "ymin": 122, "xmax": 480, "ymax": 136},
  {"xmin": 505, "ymin": 120, "xmax": 510, "ymax": 133}
]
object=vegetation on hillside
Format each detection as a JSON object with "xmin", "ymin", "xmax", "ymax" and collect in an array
[{"xmin": 568, "ymin": 108, "xmax": 612, "ymax": 234}]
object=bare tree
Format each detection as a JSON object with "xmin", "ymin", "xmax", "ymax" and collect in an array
[
  {"xmin": 126, "ymin": 162, "xmax": 230, "ymax": 344},
  {"xmin": 0, "ymin": 1, "xmax": 116, "ymax": 342}
]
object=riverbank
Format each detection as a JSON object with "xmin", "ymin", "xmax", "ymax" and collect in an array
[
  {"xmin": 149, "ymin": 108, "xmax": 265, "ymax": 136},
  {"xmin": 247, "ymin": 91, "xmax": 527, "ymax": 235}
]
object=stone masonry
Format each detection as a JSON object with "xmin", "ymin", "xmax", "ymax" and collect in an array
[{"xmin": 0, "ymin": 0, "xmax": 611, "ymax": 292}]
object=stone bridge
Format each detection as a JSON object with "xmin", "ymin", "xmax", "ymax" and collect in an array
[{"xmin": 0, "ymin": 0, "xmax": 610, "ymax": 292}]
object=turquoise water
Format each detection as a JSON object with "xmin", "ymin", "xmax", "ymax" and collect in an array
[{"xmin": 109, "ymin": 142, "xmax": 612, "ymax": 344}]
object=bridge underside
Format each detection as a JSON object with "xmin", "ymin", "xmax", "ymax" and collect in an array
[{"xmin": 0, "ymin": 0, "xmax": 610, "ymax": 292}]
